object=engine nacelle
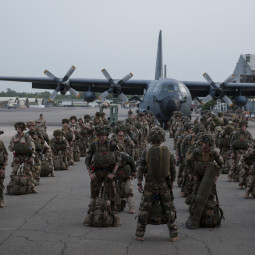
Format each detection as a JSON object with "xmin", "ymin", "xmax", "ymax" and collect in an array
[
  {"xmin": 84, "ymin": 91, "xmax": 96, "ymax": 103},
  {"xmin": 234, "ymin": 95, "xmax": 247, "ymax": 107}
]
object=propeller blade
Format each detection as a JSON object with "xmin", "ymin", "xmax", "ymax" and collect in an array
[
  {"xmin": 222, "ymin": 94, "xmax": 233, "ymax": 107},
  {"xmin": 220, "ymin": 74, "xmax": 235, "ymax": 89},
  {"xmin": 97, "ymin": 90, "xmax": 110, "ymax": 101},
  {"xmin": 69, "ymin": 87, "xmax": 80, "ymax": 98},
  {"xmin": 48, "ymin": 90, "xmax": 58, "ymax": 102},
  {"xmin": 203, "ymin": 73, "xmax": 218, "ymax": 89},
  {"xmin": 118, "ymin": 73, "xmax": 133, "ymax": 85},
  {"xmin": 102, "ymin": 69, "xmax": 115, "ymax": 86},
  {"xmin": 44, "ymin": 70, "xmax": 57, "ymax": 80},
  {"xmin": 118, "ymin": 92, "xmax": 129, "ymax": 104},
  {"xmin": 63, "ymin": 66, "xmax": 76, "ymax": 82},
  {"xmin": 201, "ymin": 94, "xmax": 213, "ymax": 105}
]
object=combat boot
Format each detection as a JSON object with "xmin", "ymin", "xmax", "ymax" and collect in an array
[
  {"xmin": 51, "ymin": 172, "xmax": 55, "ymax": 177},
  {"xmin": 0, "ymin": 200, "xmax": 4, "ymax": 208},
  {"xmin": 244, "ymin": 192, "xmax": 249, "ymax": 199},
  {"xmin": 227, "ymin": 177, "xmax": 232, "ymax": 182}
]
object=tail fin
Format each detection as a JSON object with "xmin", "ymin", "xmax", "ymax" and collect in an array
[{"xmin": 155, "ymin": 30, "xmax": 163, "ymax": 80}]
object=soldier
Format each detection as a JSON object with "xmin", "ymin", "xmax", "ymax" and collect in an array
[
  {"xmin": 185, "ymin": 134, "xmax": 223, "ymax": 229},
  {"xmin": 0, "ymin": 131, "xmax": 8, "ymax": 207},
  {"xmin": 26, "ymin": 120, "xmax": 46, "ymax": 185},
  {"xmin": 84, "ymin": 114, "xmax": 95, "ymax": 146},
  {"xmin": 85, "ymin": 124, "xmax": 120, "ymax": 213},
  {"xmin": 100, "ymin": 112, "xmax": 109, "ymax": 125},
  {"xmin": 7, "ymin": 122, "xmax": 37, "ymax": 194},
  {"xmin": 218, "ymin": 125, "xmax": 234, "ymax": 174},
  {"xmin": 69, "ymin": 116, "xmax": 81, "ymax": 162},
  {"xmin": 62, "ymin": 119, "xmax": 74, "ymax": 165},
  {"xmin": 229, "ymin": 121, "xmax": 253, "ymax": 186},
  {"xmin": 93, "ymin": 112, "xmax": 103, "ymax": 126},
  {"xmin": 115, "ymin": 151, "xmax": 137, "ymax": 213},
  {"xmin": 35, "ymin": 113, "xmax": 49, "ymax": 144},
  {"xmin": 240, "ymin": 145, "xmax": 255, "ymax": 198},
  {"xmin": 50, "ymin": 130, "xmax": 69, "ymax": 170},
  {"xmin": 111, "ymin": 123, "xmax": 136, "ymax": 213},
  {"xmin": 176, "ymin": 122, "xmax": 193, "ymax": 190},
  {"xmin": 135, "ymin": 126, "xmax": 178, "ymax": 242}
]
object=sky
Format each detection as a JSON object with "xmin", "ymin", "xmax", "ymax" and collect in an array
[{"xmin": 0, "ymin": 0, "xmax": 255, "ymax": 92}]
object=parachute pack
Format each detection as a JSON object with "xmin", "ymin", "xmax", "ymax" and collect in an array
[{"xmin": 83, "ymin": 198, "xmax": 121, "ymax": 227}]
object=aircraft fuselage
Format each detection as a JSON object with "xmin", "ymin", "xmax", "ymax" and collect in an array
[{"xmin": 140, "ymin": 78, "xmax": 192, "ymax": 123}]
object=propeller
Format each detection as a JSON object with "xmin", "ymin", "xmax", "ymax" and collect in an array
[
  {"xmin": 97, "ymin": 69, "xmax": 133, "ymax": 104},
  {"xmin": 201, "ymin": 73, "xmax": 235, "ymax": 107},
  {"xmin": 44, "ymin": 66, "xmax": 80, "ymax": 102}
]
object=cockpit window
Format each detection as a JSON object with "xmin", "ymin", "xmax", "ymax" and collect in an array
[
  {"xmin": 179, "ymin": 83, "xmax": 186, "ymax": 93},
  {"xmin": 161, "ymin": 84, "xmax": 175, "ymax": 92}
]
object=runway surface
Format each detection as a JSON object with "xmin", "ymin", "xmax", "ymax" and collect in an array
[{"xmin": 0, "ymin": 107, "xmax": 254, "ymax": 255}]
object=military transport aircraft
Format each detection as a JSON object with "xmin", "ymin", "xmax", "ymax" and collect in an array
[{"xmin": 1, "ymin": 31, "xmax": 255, "ymax": 126}]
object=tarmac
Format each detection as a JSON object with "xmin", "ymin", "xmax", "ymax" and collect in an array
[{"xmin": 0, "ymin": 107, "xmax": 254, "ymax": 255}]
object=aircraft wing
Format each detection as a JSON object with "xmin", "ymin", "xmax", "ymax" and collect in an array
[
  {"xmin": 182, "ymin": 81, "xmax": 255, "ymax": 97},
  {"xmin": 0, "ymin": 76, "xmax": 150, "ymax": 95}
]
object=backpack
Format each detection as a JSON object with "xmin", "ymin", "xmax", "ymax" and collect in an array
[
  {"xmin": 83, "ymin": 198, "xmax": 121, "ymax": 227},
  {"xmin": 200, "ymin": 190, "xmax": 224, "ymax": 228}
]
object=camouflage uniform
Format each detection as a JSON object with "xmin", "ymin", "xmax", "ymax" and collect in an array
[
  {"xmin": 62, "ymin": 120, "xmax": 75, "ymax": 166},
  {"xmin": 84, "ymin": 115, "xmax": 95, "ymax": 146},
  {"xmin": 85, "ymin": 125, "xmax": 119, "ymax": 212},
  {"xmin": 239, "ymin": 146, "xmax": 255, "ymax": 198},
  {"xmin": 186, "ymin": 134, "xmax": 223, "ymax": 229},
  {"xmin": 50, "ymin": 130, "xmax": 69, "ymax": 170},
  {"xmin": 135, "ymin": 127, "xmax": 178, "ymax": 242},
  {"xmin": 93, "ymin": 112, "xmax": 103, "ymax": 126},
  {"xmin": 218, "ymin": 125, "xmax": 234, "ymax": 174},
  {"xmin": 69, "ymin": 116, "xmax": 81, "ymax": 162},
  {"xmin": 7, "ymin": 122, "xmax": 37, "ymax": 194},
  {"xmin": 229, "ymin": 122, "xmax": 253, "ymax": 184},
  {"xmin": 35, "ymin": 114, "xmax": 49, "ymax": 144},
  {"xmin": 0, "ymin": 137, "xmax": 8, "ymax": 207},
  {"xmin": 115, "ymin": 151, "xmax": 137, "ymax": 213}
]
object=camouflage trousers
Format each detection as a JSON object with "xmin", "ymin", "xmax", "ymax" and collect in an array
[
  {"xmin": 8, "ymin": 156, "xmax": 36, "ymax": 193},
  {"xmin": 219, "ymin": 147, "xmax": 230, "ymax": 174},
  {"xmin": 239, "ymin": 164, "xmax": 249, "ymax": 187},
  {"xmin": 79, "ymin": 137, "xmax": 88, "ymax": 157},
  {"xmin": 228, "ymin": 149, "xmax": 246, "ymax": 181},
  {"xmin": 91, "ymin": 170, "xmax": 117, "ymax": 212},
  {"xmin": 118, "ymin": 178, "xmax": 135, "ymax": 210},
  {"xmin": 67, "ymin": 145, "xmax": 74, "ymax": 165},
  {"xmin": 73, "ymin": 140, "xmax": 80, "ymax": 162},
  {"xmin": 0, "ymin": 176, "xmax": 4, "ymax": 201},
  {"xmin": 136, "ymin": 180, "xmax": 178, "ymax": 239},
  {"xmin": 245, "ymin": 174, "xmax": 255, "ymax": 196}
]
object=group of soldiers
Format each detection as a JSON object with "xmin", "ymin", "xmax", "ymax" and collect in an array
[
  {"xmin": 1, "ymin": 107, "xmax": 253, "ymax": 241},
  {"xmin": 170, "ymin": 109, "xmax": 255, "ymax": 206}
]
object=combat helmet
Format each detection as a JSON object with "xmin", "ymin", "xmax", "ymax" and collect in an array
[
  {"xmin": 95, "ymin": 112, "xmax": 101, "ymax": 117},
  {"xmin": 95, "ymin": 124, "xmax": 111, "ymax": 136},
  {"xmin": 193, "ymin": 123, "xmax": 206, "ymax": 135},
  {"xmin": 115, "ymin": 121, "xmax": 126, "ymax": 133},
  {"xmin": 84, "ymin": 114, "xmax": 90, "ymax": 119},
  {"xmin": 184, "ymin": 122, "xmax": 193, "ymax": 131},
  {"xmin": 224, "ymin": 125, "xmax": 234, "ymax": 134},
  {"xmin": 14, "ymin": 122, "xmax": 26, "ymax": 131},
  {"xmin": 148, "ymin": 126, "xmax": 165, "ymax": 144},
  {"xmin": 26, "ymin": 120, "xmax": 35, "ymax": 127},
  {"xmin": 200, "ymin": 134, "xmax": 214, "ymax": 146},
  {"xmin": 134, "ymin": 121, "xmax": 142, "ymax": 129},
  {"xmin": 62, "ymin": 118, "xmax": 69, "ymax": 124},
  {"xmin": 239, "ymin": 121, "xmax": 248, "ymax": 128},
  {"xmin": 53, "ymin": 129, "xmax": 62, "ymax": 137},
  {"xmin": 69, "ymin": 116, "xmax": 77, "ymax": 122}
]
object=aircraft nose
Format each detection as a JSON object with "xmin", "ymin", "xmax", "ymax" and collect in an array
[{"xmin": 159, "ymin": 96, "xmax": 181, "ymax": 117}]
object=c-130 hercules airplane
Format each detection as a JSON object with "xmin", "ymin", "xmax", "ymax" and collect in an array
[{"xmin": 1, "ymin": 31, "xmax": 255, "ymax": 126}]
